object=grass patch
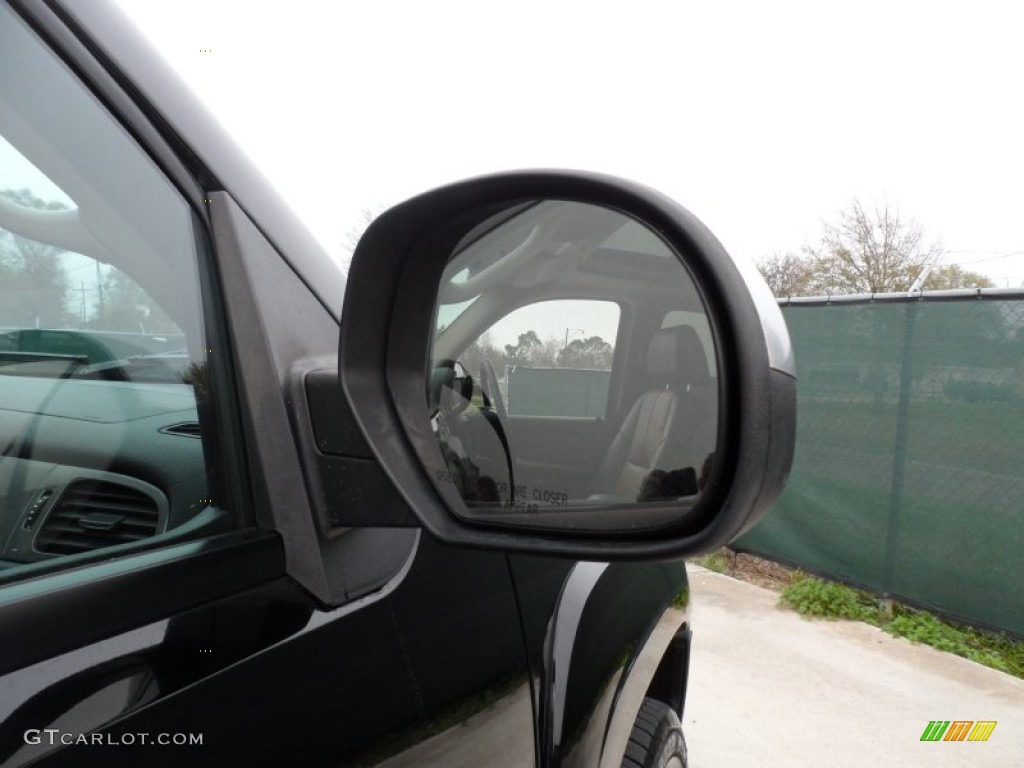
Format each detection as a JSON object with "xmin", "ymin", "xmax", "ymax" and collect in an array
[
  {"xmin": 780, "ymin": 572, "xmax": 882, "ymax": 622},
  {"xmin": 780, "ymin": 573, "xmax": 1024, "ymax": 679},
  {"xmin": 671, "ymin": 585, "xmax": 690, "ymax": 609},
  {"xmin": 695, "ymin": 550, "xmax": 731, "ymax": 574},
  {"xmin": 737, "ymin": 471, "xmax": 1022, "ymax": 627}
]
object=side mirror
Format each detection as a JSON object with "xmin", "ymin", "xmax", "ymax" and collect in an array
[{"xmin": 339, "ymin": 171, "xmax": 795, "ymax": 560}]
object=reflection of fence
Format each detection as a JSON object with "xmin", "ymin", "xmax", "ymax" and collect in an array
[
  {"xmin": 735, "ymin": 291, "xmax": 1024, "ymax": 637},
  {"xmin": 0, "ymin": 328, "xmax": 186, "ymax": 358},
  {"xmin": 506, "ymin": 366, "xmax": 611, "ymax": 417}
]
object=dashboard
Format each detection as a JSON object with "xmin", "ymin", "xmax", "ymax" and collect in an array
[{"xmin": 0, "ymin": 374, "xmax": 211, "ymax": 570}]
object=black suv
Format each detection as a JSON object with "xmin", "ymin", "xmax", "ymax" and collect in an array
[{"xmin": 0, "ymin": 2, "xmax": 795, "ymax": 766}]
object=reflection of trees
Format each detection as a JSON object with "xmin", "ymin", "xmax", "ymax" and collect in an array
[
  {"xmin": 87, "ymin": 269, "xmax": 179, "ymax": 334},
  {"xmin": 460, "ymin": 332, "xmax": 502, "ymax": 376},
  {"xmin": 181, "ymin": 361, "xmax": 208, "ymax": 401},
  {"xmin": 463, "ymin": 330, "xmax": 614, "ymax": 373},
  {"xmin": 504, "ymin": 330, "xmax": 548, "ymax": 366},
  {"xmin": 0, "ymin": 189, "xmax": 71, "ymax": 328},
  {"xmin": 560, "ymin": 335, "xmax": 613, "ymax": 369},
  {"xmin": 0, "ymin": 189, "xmax": 179, "ymax": 335}
]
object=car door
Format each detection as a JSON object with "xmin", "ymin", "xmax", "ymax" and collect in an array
[
  {"xmin": 1, "ymin": 3, "xmax": 799, "ymax": 767},
  {"xmin": 0, "ymin": 4, "xmax": 536, "ymax": 766}
]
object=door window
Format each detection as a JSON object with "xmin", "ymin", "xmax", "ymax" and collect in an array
[
  {"xmin": 0, "ymin": 5, "xmax": 232, "ymax": 582},
  {"xmin": 466, "ymin": 299, "xmax": 620, "ymax": 418}
]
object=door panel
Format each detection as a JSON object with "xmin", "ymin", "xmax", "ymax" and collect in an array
[
  {"xmin": 11, "ymin": 536, "xmax": 535, "ymax": 767},
  {"xmin": 508, "ymin": 555, "xmax": 688, "ymax": 768},
  {"xmin": 508, "ymin": 415, "xmax": 608, "ymax": 501}
]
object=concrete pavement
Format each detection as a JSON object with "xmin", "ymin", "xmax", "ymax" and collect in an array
[{"xmin": 683, "ymin": 565, "xmax": 1024, "ymax": 767}]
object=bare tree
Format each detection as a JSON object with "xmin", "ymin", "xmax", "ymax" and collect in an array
[
  {"xmin": 340, "ymin": 208, "xmax": 380, "ymax": 275},
  {"xmin": 89, "ymin": 269, "xmax": 179, "ymax": 334},
  {"xmin": 758, "ymin": 199, "xmax": 995, "ymax": 297},
  {"xmin": 757, "ymin": 251, "xmax": 814, "ymax": 297},
  {"xmin": 460, "ymin": 332, "xmax": 503, "ymax": 375},
  {"xmin": 921, "ymin": 264, "xmax": 994, "ymax": 290},
  {"xmin": 803, "ymin": 199, "xmax": 941, "ymax": 294},
  {"xmin": 0, "ymin": 188, "xmax": 72, "ymax": 327}
]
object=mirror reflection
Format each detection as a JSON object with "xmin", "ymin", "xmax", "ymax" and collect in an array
[{"xmin": 428, "ymin": 201, "xmax": 718, "ymax": 529}]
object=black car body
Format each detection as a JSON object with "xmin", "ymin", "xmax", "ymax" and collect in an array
[{"xmin": 0, "ymin": 2, "xmax": 795, "ymax": 766}]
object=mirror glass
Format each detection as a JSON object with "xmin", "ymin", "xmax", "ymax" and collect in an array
[{"xmin": 427, "ymin": 201, "xmax": 719, "ymax": 531}]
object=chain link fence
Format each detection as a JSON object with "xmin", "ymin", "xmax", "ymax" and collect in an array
[{"xmin": 735, "ymin": 291, "xmax": 1024, "ymax": 637}]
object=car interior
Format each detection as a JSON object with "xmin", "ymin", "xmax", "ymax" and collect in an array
[
  {"xmin": 0, "ymin": 7, "xmax": 228, "ymax": 581},
  {"xmin": 428, "ymin": 201, "xmax": 720, "ymax": 524}
]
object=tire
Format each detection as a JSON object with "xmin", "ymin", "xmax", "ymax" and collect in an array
[{"xmin": 621, "ymin": 697, "xmax": 688, "ymax": 768}]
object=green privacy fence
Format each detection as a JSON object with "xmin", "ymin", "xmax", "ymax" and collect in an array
[
  {"xmin": 506, "ymin": 367, "xmax": 611, "ymax": 418},
  {"xmin": 735, "ymin": 291, "xmax": 1024, "ymax": 637}
]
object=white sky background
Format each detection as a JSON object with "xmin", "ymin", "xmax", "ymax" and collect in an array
[{"xmin": 112, "ymin": 0, "xmax": 1024, "ymax": 287}]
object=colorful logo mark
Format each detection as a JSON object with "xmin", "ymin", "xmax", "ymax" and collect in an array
[{"xmin": 920, "ymin": 721, "xmax": 997, "ymax": 742}]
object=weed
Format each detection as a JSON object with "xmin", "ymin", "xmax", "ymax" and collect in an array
[
  {"xmin": 883, "ymin": 606, "xmax": 1024, "ymax": 677},
  {"xmin": 777, "ymin": 574, "xmax": 1024, "ymax": 679},
  {"xmin": 695, "ymin": 550, "xmax": 730, "ymax": 574},
  {"xmin": 671, "ymin": 585, "xmax": 690, "ymax": 609},
  {"xmin": 780, "ymin": 573, "xmax": 881, "ymax": 622}
]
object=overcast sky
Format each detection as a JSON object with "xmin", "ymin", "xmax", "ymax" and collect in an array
[{"xmin": 113, "ymin": 0, "xmax": 1024, "ymax": 287}]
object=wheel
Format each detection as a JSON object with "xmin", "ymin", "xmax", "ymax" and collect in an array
[{"xmin": 621, "ymin": 697, "xmax": 688, "ymax": 768}]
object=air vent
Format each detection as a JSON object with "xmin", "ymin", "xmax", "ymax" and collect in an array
[
  {"xmin": 35, "ymin": 480, "xmax": 161, "ymax": 555},
  {"xmin": 160, "ymin": 421, "xmax": 201, "ymax": 438}
]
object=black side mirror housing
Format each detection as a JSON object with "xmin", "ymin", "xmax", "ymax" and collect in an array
[{"xmin": 338, "ymin": 170, "xmax": 795, "ymax": 560}]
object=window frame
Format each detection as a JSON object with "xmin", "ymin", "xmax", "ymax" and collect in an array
[
  {"xmin": 0, "ymin": 0, "xmax": 280, "ymax": 676},
  {"xmin": 484, "ymin": 298, "xmax": 623, "ymax": 419}
]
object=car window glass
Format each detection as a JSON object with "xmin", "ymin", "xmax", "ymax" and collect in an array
[
  {"xmin": 0, "ymin": 6, "xmax": 232, "ymax": 583},
  {"xmin": 464, "ymin": 299, "xmax": 620, "ymax": 418}
]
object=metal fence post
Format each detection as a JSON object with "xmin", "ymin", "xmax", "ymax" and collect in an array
[{"xmin": 881, "ymin": 300, "xmax": 918, "ymax": 593}]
